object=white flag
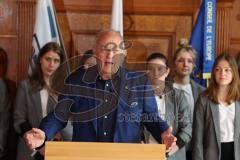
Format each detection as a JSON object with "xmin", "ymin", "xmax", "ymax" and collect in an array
[
  {"xmin": 111, "ymin": 0, "xmax": 123, "ymax": 37},
  {"xmin": 29, "ymin": 0, "xmax": 60, "ymax": 75}
]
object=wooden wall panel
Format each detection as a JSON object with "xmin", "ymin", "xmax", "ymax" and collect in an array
[
  {"xmin": 54, "ymin": 0, "xmax": 201, "ymax": 14},
  {"xmin": 215, "ymin": 0, "xmax": 240, "ymax": 56},
  {"xmin": 54, "ymin": 1, "xmax": 194, "ymax": 69},
  {"xmin": 125, "ymin": 32, "xmax": 175, "ymax": 71},
  {"xmin": 53, "ymin": 0, "xmax": 240, "ymax": 67},
  {"xmin": 0, "ymin": 4, "xmax": 239, "ymax": 160},
  {"xmin": 0, "ymin": 0, "xmax": 239, "ymax": 90},
  {"xmin": 68, "ymin": 13, "xmax": 192, "ymax": 63},
  {"xmin": 229, "ymin": 0, "xmax": 240, "ymax": 55},
  {"xmin": 0, "ymin": 0, "xmax": 18, "ymax": 83},
  {"xmin": 215, "ymin": 2, "xmax": 232, "ymax": 56},
  {"xmin": 0, "ymin": 0, "xmax": 36, "ymax": 84},
  {"xmin": 0, "ymin": 37, "xmax": 17, "ymax": 82},
  {"xmin": 17, "ymin": 0, "xmax": 36, "ymax": 83},
  {"xmin": 72, "ymin": 32, "xmax": 96, "ymax": 55},
  {"xmin": 56, "ymin": 13, "xmax": 72, "ymax": 57}
]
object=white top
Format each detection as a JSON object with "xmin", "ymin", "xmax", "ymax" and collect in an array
[
  {"xmin": 219, "ymin": 102, "xmax": 235, "ymax": 142},
  {"xmin": 173, "ymin": 83, "xmax": 194, "ymax": 122},
  {"xmin": 148, "ymin": 95, "xmax": 165, "ymax": 144},
  {"xmin": 155, "ymin": 95, "xmax": 165, "ymax": 120},
  {"xmin": 40, "ymin": 89, "xmax": 49, "ymax": 117},
  {"xmin": 61, "ymin": 121, "xmax": 73, "ymax": 141}
]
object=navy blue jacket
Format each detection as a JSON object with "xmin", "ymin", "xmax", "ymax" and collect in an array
[{"xmin": 40, "ymin": 66, "xmax": 169, "ymax": 143}]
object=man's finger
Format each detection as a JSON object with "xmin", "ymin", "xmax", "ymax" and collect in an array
[{"xmin": 32, "ymin": 128, "xmax": 41, "ymax": 133}]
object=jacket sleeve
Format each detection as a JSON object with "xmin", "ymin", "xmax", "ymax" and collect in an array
[
  {"xmin": 175, "ymin": 90, "xmax": 192, "ymax": 148},
  {"xmin": 39, "ymin": 94, "xmax": 69, "ymax": 140},
  {"xmin": 0, "ymin": 79, "xmax": 9, "ymax": 158},
  {"xmin": 13, "ymin": 80, "xmax": 32, "ymax": 136},
  {"xmin": 192, "ymin": 95, "xmax": 205, "ymax": 160}
]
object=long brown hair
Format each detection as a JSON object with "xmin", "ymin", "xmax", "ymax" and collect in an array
[
  {"xmin": 236, "ymin": 52, "xmax": 240, "ymax": 75},
  {"xmin": 204, "ymin": 53, "xmax": 240, "ymax": 104},
  {"xmin": 30, "ymin": 42, "xmax": 65, "ymax": 91}
]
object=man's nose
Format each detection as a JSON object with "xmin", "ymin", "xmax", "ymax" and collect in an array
[{"xmin": 106, "ymin": 50, "xmax": 115, "ymax": 58}]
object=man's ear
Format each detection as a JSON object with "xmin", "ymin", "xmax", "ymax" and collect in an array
[
  {"xmin": 122, "ymin": 49, "xmax": 127, "ymax": 56},
  {"xmin": 166, "ymin": 68, "xmax": 170, "ymax": 77}
]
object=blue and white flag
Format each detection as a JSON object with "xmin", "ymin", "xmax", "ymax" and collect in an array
[
  {"xmin": 111, "ymin": 0, "xmax": 123, "ymax": 37},
  {"xmin": 29, "ymin": 0, "xmax": 60, "ymax": 75},
  {"xmin": 190, "ymin": 0, "xmax": 216, "ymax": 86}
]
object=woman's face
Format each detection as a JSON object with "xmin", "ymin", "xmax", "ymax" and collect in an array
[
  {"xmin": 40, "ymin": 51, "xmax": 61, "ymax": 78},
  {"xmin": 214, "ymin": 59, "xmax": 233, "ymax": 87},
  {"xmin": 147, "ymin": 58, "xmax": 170, "ymax": 85},
  {"xmin": 174, "ymin": 51, "xmax": 194, "ymax": 77}
]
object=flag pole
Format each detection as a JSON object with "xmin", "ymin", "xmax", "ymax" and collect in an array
[
  {"xmin": 111, "ymin": 0, "xmax": 123, "ymax": 37},
  {"xmin": 50, "ymin": 0, "xmax": 70, "ymax": 74}
]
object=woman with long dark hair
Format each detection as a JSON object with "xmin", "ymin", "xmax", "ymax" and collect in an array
[{"xmin": 14, "ymin": 42, "xmax": 65, "ymax": 160}]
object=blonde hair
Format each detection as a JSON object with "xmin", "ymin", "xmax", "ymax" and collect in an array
[
  {"xmin": 95, "ymin": 29, "xmax": 122, "ymax": 47},
  {"xmin": 173, "ymin": 38, "xmax": 197, "ymax": 64}
]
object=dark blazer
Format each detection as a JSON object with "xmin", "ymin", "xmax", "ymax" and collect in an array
[
  {"xmin": 190, "ymin": 80, "xmax": 205, "ymax": 104},
  {"xmin": 40, "ymin": 66, "xmax": 169, "ymax": 143},
  {"xmin": 192, "ymin": 95, "xmax": 240, "ymax": 160},
  {"xmin": 0, "ymin": 78, "xmax": 9, "ymax": 159},
  {"xmin": 145, "ymin": 87, "xmax": 192, "ymax": 160},
  {"xmin": 14, "ymin": 80, "xmax": 56, "ymax": 160}
]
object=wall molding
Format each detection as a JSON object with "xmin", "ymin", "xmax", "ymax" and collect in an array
[
  {"xmin": 231, "ymin": 38, "xmax": 240, "ymax": 45},
  {"xmin": 0, "ymin": 34, "xmax": 17, "ymax": 38},
  {"xmin": 53, "ymin": 0, "xmax": 201, "ymax": 15}
]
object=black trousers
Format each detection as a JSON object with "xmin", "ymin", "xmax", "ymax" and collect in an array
[
  {"xmin": 186, "ymin": 150, "xmax": 192, "ymax": 160},
  {"xmin": 221, "ymin": 142, "xmax": 234, "ymax": 160},
  {"xmin": 35, "ymin": 152, "xmax": 44, "ymax": 160}
]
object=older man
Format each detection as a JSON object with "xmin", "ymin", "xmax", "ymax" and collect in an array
[{"xmin": 25, "ymin": 30, "xmax": 176, "ymax": 153}]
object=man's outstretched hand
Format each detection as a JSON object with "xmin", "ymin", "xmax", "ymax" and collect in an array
[
  {"xmin": 24, "ymin": 128, "xmax": 46, "ymax": 150},
  {"xmin": 161, "ymin": 127, "xmax": 177, "ymax": 152}
]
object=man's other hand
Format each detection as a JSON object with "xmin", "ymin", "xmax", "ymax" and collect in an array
[
  {"xmin": 161, "ymin": 127, "xmax": 177, "ymax": 152},
  {"xmin": 24, "ymin": 128, "xmax": 46, "ymax": 150}
]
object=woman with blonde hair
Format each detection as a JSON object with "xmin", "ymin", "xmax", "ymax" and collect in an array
[
  {"xmin": 192, "ymin": 53, "xmax": 240, "ymax": 160},
  {"xmin": 172, "ymin": 39, "xmax": 205, "ymax": 159}
]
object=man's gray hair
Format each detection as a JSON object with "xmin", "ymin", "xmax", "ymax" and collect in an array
[{"xmin": 95, "ymin": 29, "xmax": 123, "ymax": 46}]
